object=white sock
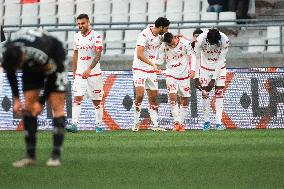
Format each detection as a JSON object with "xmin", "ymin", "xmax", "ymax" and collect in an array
[
  {"xmin": 202, "ymin": 97, "xmax": 210, "ymax": 123},
  {"xmin": 72, "ymin": 100, "xmax": 82, "ymax": 125},
  {"xmin": 179, "ymin": 105, "xmax": 188, "ymax": 125},
  {"xmin": 94, "ymin": 104, "xmax": 103, "ymax": 126},
  {"xmin": 215, "ymin": 97, "xmax": 224, "ymax": 124},
  {"xmin": 134, "ymin": 102, "xmax": 141, "ymax": 125},
  {"xmin": 170, "ymin": 102, "xmax": 179, "ymax": 123},
  {"xmin": 149, "ymin": 105, "xmax": 159, "ymax": 127}
]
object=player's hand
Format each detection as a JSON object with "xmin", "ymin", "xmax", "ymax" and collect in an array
[
  {"xmin": 152, "ymin": 64, "xmax": 161, "ymax": 74},
  {"xmin": 73, "ymin": 72, "xmax": 76, "ymax": 79},
  {"xmin": 32, "ymin": 101, "xmax": 44, "ymax": 116},
  {"xmin": 206, "ymin": 79, "xmax": 215, "ymax": 92},
  {"xmin": 82, "ymin": 68, "xmax": 91, "ymax": 79},
  {"xmin": 195, "ymin": 78, "xmax": 202, "ymax": 91},
  {"xmin": 13, "ymin": 98, "xmax": 23, "ymax": 116},
  {"xmin": 189, "ymin": 70, "xmax": 195, "ymax": 78}
]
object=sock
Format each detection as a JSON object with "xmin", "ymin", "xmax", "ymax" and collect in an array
[
  {"xmin": 149, "ymin": 104, "xmax": 159, "ymax": 127},
  {"xmin": 133, "ymin": 101, "xmax": 141, "ymax": 125},
  {"xmin": 202, "ymin": 97, "xmax": 210, "ymax": 123},
  {"xmin": 179, "ymin": 105, "xmax": 188, "ymax": 125},
  {"xmin": 72, "ymin": 99, "xmax": 82, "ymax": 125},
  {"xmin": 23, "ymin": 114, "xmax": 38, "ymax": 159},
  {"xmin": 170, "ymin": 101, "xmax": 179, "ymax": 123},
  {"xmin": 94, "ymin": 104, "xmax": 103, "ymax": 126},
  {"xmin": 52, "ymin": 116, "xmax": 66, "ymax": 159}
]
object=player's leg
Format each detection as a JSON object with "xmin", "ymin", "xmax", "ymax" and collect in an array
[
  {"xmin": 13, "ymin": 89, "xmax": 39, "ymax": 167},
  {"xmin": 146, "ymin": 73, "xmax": 166, "ymax": 131},
  {"xmin": 66, "ymin": 77, "xmax": 85, "ymax": 132},
  {"xmin": 178, "ymin": 78, "xmax": 191, "ymax": 132},
  {"xmin": 214, "ymin": 69, "xmax": 226, "ymax": 130},
  {"xmin": 132, "ymin": 70, "xmax": 146, "ymax": 131},
  {"xmin": 13, "ymin": 72, "xmax": 43, "ymax": 167},
  {"xmin": 199, "ymin": 70, "xmax": 211, "ymax": 130},
  {"xmin": 46, "ymin": 92, "xmax": 66, "ymax": 166},
  {"xmin": 166, "ymin": 77, "xmax": 180, "ymax": 131},
  {"xmin": 88, "ymin": 75, "xmax": 104, "ymax": 132}
]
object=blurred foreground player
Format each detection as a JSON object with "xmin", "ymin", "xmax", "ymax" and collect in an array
[
  {"xmin": 195, "ymin": 29, "xmax": 229, "ymax": 130},
  {"xmin": 1, "ymin": 28, "xmax": 67, "ymax": 167}
]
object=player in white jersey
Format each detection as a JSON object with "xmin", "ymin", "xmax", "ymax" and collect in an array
[
  {"xmin": 66, "ymin": 14, "xmax": 104, "ymax": 133},
  {"xmin": 132, "ymin": 17, "xmax": 170, "ymax": 132},
  {"xmin": 156, "ymin": 32, "xmax": 196, "ymax": 132},
  {"xmin": 195, "ymin": 28, "xmax": 229, "ymax": 131}
]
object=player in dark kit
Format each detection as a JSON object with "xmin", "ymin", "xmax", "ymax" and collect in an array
[{"xmin": 1, "ymin": 28, "xmax": 67, "ymax": 167}]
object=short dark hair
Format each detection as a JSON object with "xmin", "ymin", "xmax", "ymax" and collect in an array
[
  {"xmin": 77, "ymin": 14, "xmax": 89, "ymax": 20},
  {"xmin": 193, "ymin": 28, "xmax": 203, "ymax": 36},
  {"xmin": 163, "ymin": 32, "xmax": 174, "ymax": 44},
  {"xmin": 207, "ymin": 29, "xmax": 221, "ymax": 45},
  {"xmin": 155, "ymin": 17, "xmax": 170, "ymax": 28},
  {"xmin": 2, "ymin": 44, "xmax": 23, "ymax": 72}
]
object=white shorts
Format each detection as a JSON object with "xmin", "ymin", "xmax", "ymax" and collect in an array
[
  {"xmin": 166, "ymin": 76, "xmax": 191, "ymax": 97},
  {"xmin": 199, "ymin": 67, "xmax": 226, "ymax": 87},
  {"xmin": 133, "ymin": 69, "xmax": 158, "ymax": 90},
  {"xmin": 72, "ymin": 74, "xmax": 104, "ymax": 100}
]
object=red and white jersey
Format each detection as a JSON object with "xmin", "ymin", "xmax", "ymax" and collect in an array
[
  {"xmin": 132, "ymin": 25, "xmax": 163, "ymax": 72},
  {"xmin": 74, "ymin": 29, "xmax": 103, "ymax": 75},
  {"xmin": 195, "ymin": 31, "xmax": 229, "ymax": 79},
  {"xmin": 157, "ymin": 37, "xmax": 196, "ymax": 79}
]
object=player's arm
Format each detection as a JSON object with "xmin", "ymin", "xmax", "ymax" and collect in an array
[
  {"xmin": 186, "ymin": 41, "xmax": 196, "ymax": 78},
  {"xmin": 194, "ymin": 36, "xmax": 203, "ymax": 91},
  {"xmin": 73, "ymin": 50, "xmax": 78, "ymax": 79},
  {"xmin": 212, "ymin": 38, "xmax": 229, "ymax": 80},
  {"xmin": 6, "ymin": 71, "xmax": 22, "ymax": 115},
  {"xmin": 155, "ymin": 43, "xmax": 166, "ymax": 65}
]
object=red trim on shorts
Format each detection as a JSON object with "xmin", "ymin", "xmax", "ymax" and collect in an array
[
  {"xmin": 75, "ymin": 73, "xmax": 102, "ymax": 77},
  {"xmin": 165, "ymin": 75, "xmax": 190, "ymax": 80},
  {"xmin": 219, "ymin": 76, "xmax": 226, "ymax": 80},
  {"xmin": 132, "ymin": 67, "xmax": 155, "ymax": 73},
  {"xmin": 200, "ymin": 65, "xmax": 226, "ymax": 71},
  {"xmin": 81, "ymin": 29, "xmax": 92, "ymax": 37}
]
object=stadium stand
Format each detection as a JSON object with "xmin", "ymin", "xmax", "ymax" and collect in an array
[{"xmin": 1, "ymin": 0, "xmax": 284, "ymax": 61}]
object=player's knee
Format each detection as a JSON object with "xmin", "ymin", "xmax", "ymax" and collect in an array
[
  {"xmin": 23, "ymin": 112, "xmax": 38, "ymax": 135},
  {"xmin": 215, "ymin": 88, "xmax": 224, "ymax": 98},
  {"xmin": 170, "ymin": 100, "xmax": 176, "ymax": 106},
  {"xmin": 53, "ymin": 116, "xmax": 66, "ymax": 134},
  {"xmin": 149, "ymin": 104, "xmax": 158, "ymax": 111}
]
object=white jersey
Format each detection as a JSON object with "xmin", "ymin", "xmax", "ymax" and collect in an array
[
  {"xmin": 195, "ymin": 31, "xmax": 229, "ymax": 79},
  {"xmin": 132, "ymin": 25, "xmax": 163, "ymax": 72},
  {"xmin": 74, "ymin": 29, "xmax": 103, "ymax": 75},
  {"xmin": 157, "ymin": 37, "xmax": 196, "ymax": 79}
]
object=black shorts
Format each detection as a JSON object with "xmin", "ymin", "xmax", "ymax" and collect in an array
[{"xmin": 22, "ymin": 71, "xmax": 67, "ymax": 93}]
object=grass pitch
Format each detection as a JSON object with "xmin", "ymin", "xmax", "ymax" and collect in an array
[{"xmin": 0, "ymin": 129, "xmax": 283, "ymax": 189}]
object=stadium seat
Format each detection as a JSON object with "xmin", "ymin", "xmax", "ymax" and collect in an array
[
  {"xmin": 40, "ymin": 15, "xmax": 57, "ymax": 27},
  {"xmin": 148, "ymin": 0, "xmax": 165, "ymax": 22},
  {"xmin": 105, "ymin": 30, "xmax": 123, "ymax": 55},
  {"xmin": 129, "ymin": 0, "xmax": 146, "ymax": 14},
  {"xmin": 247, "ymin": 38, "xmax": 265, "ymax": 53},
  {"xmin": 93, "ymin": 0, "xmax": 111, "ymax": 26},
  {"xmin": 180, "ymin": 29, "xmax": 195, "ymax": 40},
  {"xmin": 266, "ymin": 26, "xmax": 280, "ymax": 53},
  {"xmin": 219, "ymin": 12, "xmax": 236, "ymax": 25},
  {"xmin": 183, "ymin": 12, "xmax": 200, "ymax": 26},
  {"xmin": 201, "ymin": 12, "xmax": 218, "ymax": 29},
  {"xmin": 58, "ymin": 1, "xmax": 75, "ymax": 16},
  {"xmin": 58, "ymin": 15, "xmax": 75, "ymax": 26},
  {"xmin": 166, "ymin": 12, "xmax": 182, "ymax": 22},
  {"xmin": 76, "ymin": 0, "xmax": 93, "ymax": 16},
  {"xmin": 39, "ymin": 0, "xmax": 55, "ymax": 2},
  {"xmin": 49, "ymin": 31, "xmax": 66, "ymax": 43},
  {"xmin": 124, "ymin": 30, "xmax": 140, "ymax": 55},
  {"xmin": 22, "ymin": 3, "xmax": 39, "ymax": 25},
  {"xmin": 4, "ymin": 3, "xmax": 21, "ymax": 25},
  {"xmin": 166, "ymin": 0, "xmax": 183, "ymax": 13},
  {"xmin": 39, "ymin": 2, "xmax": 56, "ymax": 16},
  {"xmin": 184, "ymin": 0, "xmax": 201, "ymax": 13},
  {"xmin": 129, "ymin": 13, "xmax": 147, "ymax": 27},
  {"xmin": 112, "ymin": 0, "xmax": 129, "ymax": 14},
  {"xmin": 201, "ymin": 0, "xmax": 209, "ymax": 12}
]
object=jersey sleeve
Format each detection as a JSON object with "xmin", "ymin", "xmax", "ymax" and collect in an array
[
  {"xmin": 94, "ymin": 33, "xmax": 103, "ymax": 52},
  {"xmin": 136, "ymin": 31, "xmax": 148, "ymax": 47},
  {"xmin": 194, "ymin": 34, "xmax": 204, "ymax": 78}
]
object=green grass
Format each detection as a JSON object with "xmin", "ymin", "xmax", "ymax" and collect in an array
[{"xmin": 0, "ymin": 130, "xmax": 284, "ymax": 189}]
